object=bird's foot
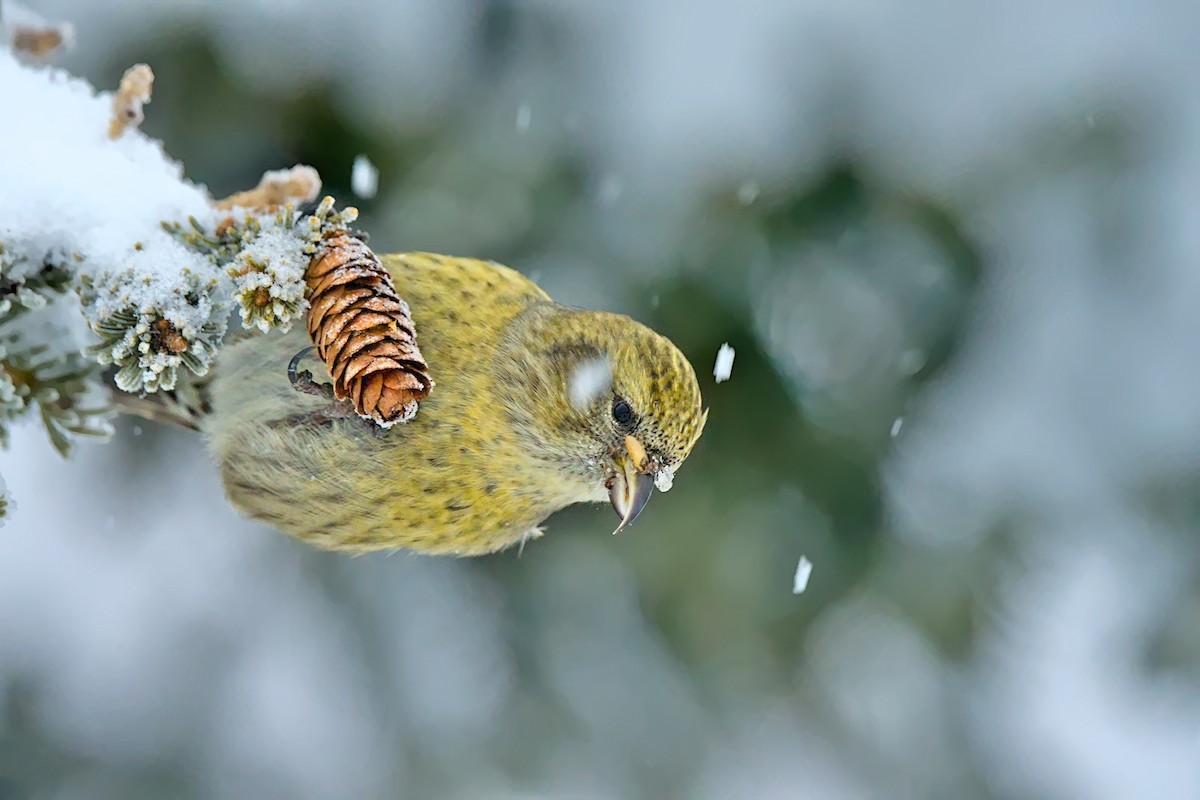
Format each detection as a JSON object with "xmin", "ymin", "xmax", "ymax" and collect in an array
[
  {"xmin": 287, "ymin": 347, "xmax": 386, "ymax": 438},
  {"xmin": 288, "ymin": 347, "xmax": 337, "ymax": 400}
]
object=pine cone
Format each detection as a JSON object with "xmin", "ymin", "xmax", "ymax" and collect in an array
[{"xmin": 305, "ymin": 233, "xmax": 433, "ymax": 426}]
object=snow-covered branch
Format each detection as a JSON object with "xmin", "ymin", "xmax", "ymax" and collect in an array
[{"xmin": 0, "ymin": 4, "xmax": 363, "ymax": 522}]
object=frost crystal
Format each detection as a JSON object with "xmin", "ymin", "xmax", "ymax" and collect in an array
[
  {"xmin": 351, "ymin": 155, "xmax": 379, "ymax": 199},
  {"xmin": 793, "ymin": 556, "xmax": 814, "ymax": 594},
  {"xmin": 713, "ymin": 343, "xmax": 735, "ymax": 383},
  {"xmin": 654, "ymin": 465, "xmax": 675, "ymax": 493},
  {"xmin": 569, "ymin": 356, "xmax": 612, "ymax": 410}
]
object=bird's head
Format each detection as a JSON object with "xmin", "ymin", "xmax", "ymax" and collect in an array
[{"xmin": 504, "ymin": 305, "xmax": 707, "ymax": 530}]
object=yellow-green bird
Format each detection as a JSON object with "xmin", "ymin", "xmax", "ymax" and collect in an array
[{"xmin": 205, "ymin": 253, "xmax": 707, "ymax": 555}]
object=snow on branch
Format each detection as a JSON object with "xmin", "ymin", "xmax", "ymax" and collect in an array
[{"xmin": 0, "ymin": 5, "xmax": 402, "ymax": 523}]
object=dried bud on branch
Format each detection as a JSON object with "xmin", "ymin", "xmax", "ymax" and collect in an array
[
  {"xmin": 215, "ymin": 166, "xmax": 322, "ymax": 212},
  {"xmin": 11, "ymin": 24, "xmax": 72, "ymax": 59},
  {"xmin": 305, "ymin": 229, "xmax": 432, "ymax": 427},
  {"xmin": 3, "ymin": 3, "xmax": 74, "ymax": 62},
  {"xmin": 107, "ymin": 63, "xmax": 154, "ymax": 140}
]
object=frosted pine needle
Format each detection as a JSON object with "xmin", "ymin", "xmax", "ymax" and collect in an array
[
  {"xmin": 0, "ymin": 332, "xmax": 112, "ymax": 455},
  {"xmin": 714, "ymin": 343, "xmax": 735, "ymax": 383},
  {"xmin": 79, "ymin": 262, "xmax": 228, "ymax": 393},
  {"xmin": 227, "ymin": 227, "xmax": 309, "ymax": 333}
]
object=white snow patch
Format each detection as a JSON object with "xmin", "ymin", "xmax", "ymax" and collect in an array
[
  {"xmin": 714, "ymin": 343, "xmax": 735, "ymax": 383},
  {"xmin": 891, "ymin": 417, "xmax": 904, "ymax": 438},
  {"xmin": 350, "ymin": 155, "xmax": 378, "ymax": 200},
  {"xmin": 569, "ymin": 357, "xmax": 612, "ymax": 410},
  {"xmin": 0, "ymin": 49, "xmax": 213, "ymax": 261},
  {"xmin": 654, "ymin": 466, "xmax": 675, "ymax": 493},
  {"xmin": 0, "ymin": 46, "xmax": 218, "ymax": 354}
]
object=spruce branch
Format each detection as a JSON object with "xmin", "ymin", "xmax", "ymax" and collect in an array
[
  {"xmin": 0, "ymin": 24, "xmax": 406, "ymax": 524},
  {"xmin": 77, "ymin": 266, "xmax": 229, "ymax": 393},
  {"xmin": 163, "ymin": 193, "xmax": 361, "ymax": 337},
  {"xmin": 0, "ymin": 333, "xmax": 112, "ymax": 456},
  {"xmin": 0, "ymin": 242, "xmax": 75, "ymax": 325},
  {"xmin": 0, "ymin": 241, "xmax": 108, "ymax": 460}
]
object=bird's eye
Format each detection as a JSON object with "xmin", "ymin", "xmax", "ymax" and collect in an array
[{"xmin": 612, "ymin": 398, "xmax": 635, "ymax": 428}]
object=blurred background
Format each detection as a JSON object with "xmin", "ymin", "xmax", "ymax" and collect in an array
[{"xmin": 4, "ymin": 0, "xmax": 1200, "ymax": 797}]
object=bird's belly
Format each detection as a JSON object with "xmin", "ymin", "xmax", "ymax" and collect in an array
[{"xmin": 218, "ymin": 444, "xmax": 550, "ymax": 556}]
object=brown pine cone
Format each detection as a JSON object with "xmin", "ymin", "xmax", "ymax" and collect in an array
[{"xmin": 305, "ymin": 233, "xmax": 433, "ymax": 426}]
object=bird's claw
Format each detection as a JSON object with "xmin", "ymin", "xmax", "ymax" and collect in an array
[
  {"xmin": 288, "ymin": 347, "xmax": 336, "ymax": 400},
  {"xmin": 287, "ymin": 346, "xmax": 384, "ymax": 437}
]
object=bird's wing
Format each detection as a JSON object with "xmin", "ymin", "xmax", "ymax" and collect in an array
[
  {"xmin": 377, "ymin": 252, "xmax": 554, "ymax": 392},
  {"xmin": 383, "ymin": 252, "xmax": 552, "ymax": 306}
]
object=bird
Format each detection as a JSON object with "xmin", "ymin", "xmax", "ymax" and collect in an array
[{"xmin": 202, "ymin": 252, "xmax": 707, "ymax": 556}]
